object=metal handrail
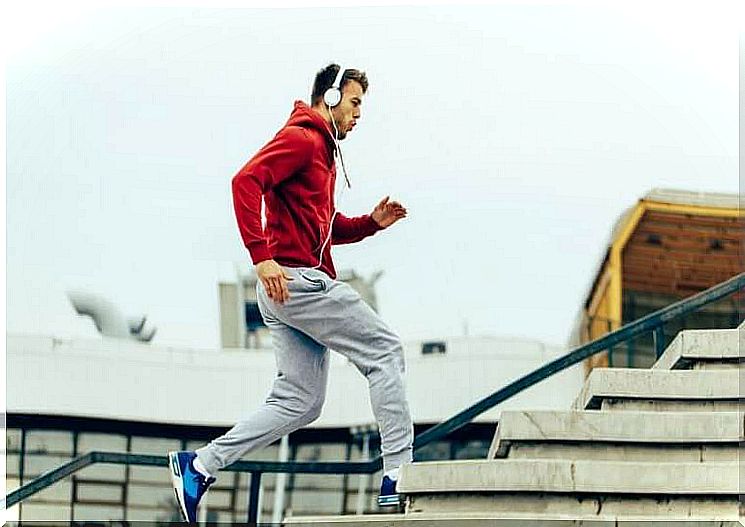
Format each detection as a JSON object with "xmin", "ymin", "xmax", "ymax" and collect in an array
[
  {"xmin": 416, "ymin": 271, "xmax": 744, "ymax": 447},
  {"xmin": 3, "ymin": 452, "xmax": 379, "ymax": 511},
  {"xmin": 5, "ymin": 272, "xmax": 744, "ymax": 523}
]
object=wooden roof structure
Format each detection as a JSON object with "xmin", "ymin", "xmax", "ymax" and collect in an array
[
  {"xmin": 620, "ymin": 190, "xmax": 742, "ymax": 296},
  {"xmin": 569, "ymin": 188, "xmax": 742, "ymax": 372}
]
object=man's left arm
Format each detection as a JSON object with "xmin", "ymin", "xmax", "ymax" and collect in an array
[{"xmin": 332, "ymin": 196, "xmax": 407, "ymax": 245}]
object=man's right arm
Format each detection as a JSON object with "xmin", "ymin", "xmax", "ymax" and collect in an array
[
  {"xmin": 231, "ymin": 126, "xmax": 313, "ymax": 303},
  {"xmin": 231, "ymin": 126, "xmax": 313, "ymax": 264}
]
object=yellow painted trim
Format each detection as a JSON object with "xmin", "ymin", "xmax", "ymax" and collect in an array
[
  {"xmin": 607, "ymin": 203, "xmax": 648, "ymax": 329},
  {"xmin": 607, "ymin": 250, "xmax": 622, "ymax": 331},
  {"xmin": 642, "ymin": 201, "xmax": 741, "ymax": 218},
  {"xmin": 615, "ymin": 203, "xmax": 648, "ymax": 252},
  {"xmin": 587, "ymin": 267, "xmax": 612, "ymax": 316}
]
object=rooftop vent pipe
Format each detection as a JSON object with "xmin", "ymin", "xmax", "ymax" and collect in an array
[{"xmin": 67, "ymin": 290, "xmax": 156, "ymax": 342}]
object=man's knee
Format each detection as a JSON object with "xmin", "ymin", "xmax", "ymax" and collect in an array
[
  {"xmin": 266, "ymin": 378, "xmax": 326, "ymax": 414},
  {"xmin": 296, "ymin": 395, "xmax": 324, "ymax": 426},
  {"xmin": 381, "ymin": 333, "xmax": 406, "ymax": 365},
  {"xmin": 356, "ymin": 335, "xmax": 405, "ymax": 379}
]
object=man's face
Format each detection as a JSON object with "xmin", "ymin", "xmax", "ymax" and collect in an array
[{"xmin": 330, "ymin": 80, "xmax": 363, "ymax": 141}]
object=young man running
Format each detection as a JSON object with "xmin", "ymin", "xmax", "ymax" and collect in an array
[{"xmin": 168, "ymin": 63, "xmax": 414, "ymax": 522}]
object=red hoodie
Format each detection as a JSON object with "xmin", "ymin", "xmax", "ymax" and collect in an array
[{"xmin": 231, "ymin": 100, "xmax": 382, "ymax": 279}]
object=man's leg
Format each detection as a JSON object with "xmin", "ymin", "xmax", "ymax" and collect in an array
[
  {"xmin": 266, "ymin": 267, "xmax": 414, "ymax": 475},
  {"xmin": 169, "ymin": 277, "xmax": 330, "ymax": 521},
  {"xmin": 195, "ymin": 319, "xmax": 329, "ymax": 476}
]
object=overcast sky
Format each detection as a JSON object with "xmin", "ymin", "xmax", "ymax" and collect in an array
[{"xmin": 5, "ymin": 1, "xmax": 743, "ymax": 349}]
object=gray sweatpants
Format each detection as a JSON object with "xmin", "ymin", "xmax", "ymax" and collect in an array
[{"xmin": 195, "ymin": 266, "xmax": 414, "ymax": 476}]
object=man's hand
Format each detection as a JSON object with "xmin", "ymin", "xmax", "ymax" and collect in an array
[
  {"xmin": 371, "ymin": 196, "xmax": 408, "ymax": 228},
  {"xmin": 256, "ymin": 260, "xmax": 294, "ymax": 304}
]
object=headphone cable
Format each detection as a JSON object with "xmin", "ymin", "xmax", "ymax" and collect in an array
[{"xmin": 312, "ymin": 103, "xmax": 351, "ymax": 270}]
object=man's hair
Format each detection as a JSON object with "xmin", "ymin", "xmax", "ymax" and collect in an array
[{"xmin": 311, "ymin": 63, "xmax": 368, "ymax": 106}]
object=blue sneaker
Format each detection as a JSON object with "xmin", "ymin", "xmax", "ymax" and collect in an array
[
  {"xmin": 377, "ymin": 475, "xmax": 401, "ymax": 507},
  {"xmin": 168, "ymin": 451, "xmax": 216, "ymax": 522}
]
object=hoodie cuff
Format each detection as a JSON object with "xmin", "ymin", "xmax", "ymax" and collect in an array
[
  {"xmin": 247, "ymin": 241, "xmax": 272, "ymax": 265},
  {"xmin": 365, "ymin": 214, "xmax": 385, "ymax": 233}
]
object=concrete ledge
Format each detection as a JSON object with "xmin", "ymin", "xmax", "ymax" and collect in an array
[
  {"xmin": 284, "ymin": 514, "xmax": 405, "ymax": 525},
  {"xmin": 284, "ymin": 513, "xmax": 743, "ymax": 526},
  {"xmin": 572, "ymin": 369, "xmax": 740, "ymax": 410},
  {"xmin": 398, "ymin": 459, "xmax": 737, "ymax": 495},
  {"xmin": 653, "ymin": 329, "xmax": 741, "ymax": 370},
  {"xmin": 488, "ymin": 410, "xmax": 743, "ymax": 458},
  {"xmin": 599, "ymin": 399, "xmax": 741, "ymax": 412},
  {"xmin": 500, "ymin": 442, "xmax": 737, "ymax": 463},
  {"xmin": 405, "ymin": 494, "xmax": 740, "ymax": 522}
]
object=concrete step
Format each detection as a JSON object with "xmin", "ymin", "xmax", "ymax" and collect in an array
[
  {"xmin": 398, "ymin": 459, "xmax": 737, "ymax": 496},
  {"xmin": 598, "ymin": 399, "xmax": 741, "ymax": 412},
  {"xmin": 571, "ymin": 368, "xmax": 740, "ymax": 411},
  {"xmin": 495, "ymin": 440, "xmax": 737, "ymax": 463},
  {"xmin": 402, "ymin": 494, "xmax": 740, "ymax": 522},
  {"xmin": 284, "ymin": 515, "xmax": 744, "ymax": 525},
  {"xmin": 653, "ymin": 329, "xmax": 742, "ymax": 371},
  {"xmin": 393, "ymin": 459, "xmax": 738, "ymax": 520},
  {"xmin": 487, "ymin": 410, "xmax": 743, "ymax": 459}
]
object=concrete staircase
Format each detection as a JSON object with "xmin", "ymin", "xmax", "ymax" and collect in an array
[{"xmin": 285, "ymin": 326, "xmax": 744, "ymax": 526}]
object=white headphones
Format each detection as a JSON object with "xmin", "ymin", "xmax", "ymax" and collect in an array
[
  {"xmin": 320, "ymin": 64, "xmax": 351, "ymax": 187},
  {"xmin": 323, "ymin": 65, "xmax": 345, "ymax": 108}
]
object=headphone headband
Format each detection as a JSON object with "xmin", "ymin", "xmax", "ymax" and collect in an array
[
  {"xmin": 332, "ymin": 65, "xmax": 345, "ymax": 90},
  {"xmin": 323, "ymin": 65, "xmax": 345, "ymax": 107}
]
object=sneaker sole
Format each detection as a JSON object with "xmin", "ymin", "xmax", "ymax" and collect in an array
[
  {"xmin": 168, "ymin": 451, "xmax": 189, "ymax": 522},
  {"xmin": 377, "ymin": 494, "xmax": 402, "ymax": 507}
]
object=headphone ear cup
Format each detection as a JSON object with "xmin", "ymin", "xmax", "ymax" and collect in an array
[{"xmin": 324, "ymin": 87, "xmax": 341, "ymax": 107}]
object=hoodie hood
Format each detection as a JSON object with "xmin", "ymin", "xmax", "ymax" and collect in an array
[{"xmin": 286, "ymin": 100, "xmax": 337, "ymax": 153}]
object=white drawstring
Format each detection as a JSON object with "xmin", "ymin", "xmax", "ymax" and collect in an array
[{"xmin": 312, "ymin": 103, "xmax": 351, "ymax": 270}]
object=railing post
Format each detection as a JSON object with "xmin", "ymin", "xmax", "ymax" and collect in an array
[
  {"xmin": 355, "ymin": 427, "xmax": 372, "ymax": 515},
  {"xmin": 247, "ymin": 471, "xmax": 262, "ymax": 525},
  {"xmin": 653, "ymin": 325, "xmax": 666, "ymax": 358},
  {"xmin": 272, "ymin": 435, "xmax": 290, "ymax": 524}
]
